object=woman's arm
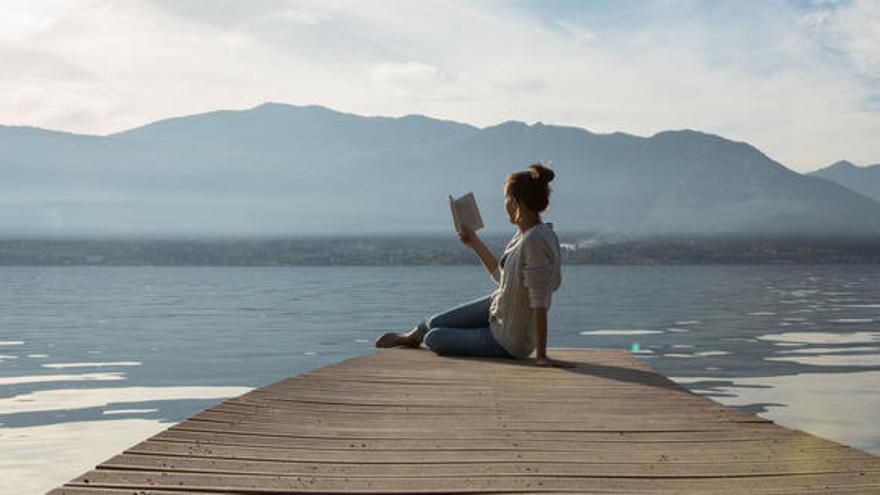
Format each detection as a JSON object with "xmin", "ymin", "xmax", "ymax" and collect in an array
[
  {"xmin": 534, "ymin": 310, "xmax": 575, "ymax": 368},
  {"xmin": 458, "ymin": 225, "xmax": 499, "ymax": 278},
  {"xmin": 534, "ymin": 307, "xmax": 548, "ymax": 360},
  {"xmin": 471, "ymin": 238, "xmax": 499, "ymax": 277}
]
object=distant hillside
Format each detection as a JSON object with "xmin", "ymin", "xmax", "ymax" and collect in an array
[
  {"xmin": 809, "ymin": 160, "xmax": 880, "ymax": 203},
  {"xmin": 2, "ymin": 102, "xmax": 880, "ymax": 239}
]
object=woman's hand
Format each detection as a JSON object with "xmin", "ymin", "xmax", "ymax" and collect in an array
[
  {"xmin": 535, "ymin": 356, "xmax": 577, "ymax": 368},
  {"xmin": 458, "ymin": 224, "xmax": 478, "ymax": 247}
]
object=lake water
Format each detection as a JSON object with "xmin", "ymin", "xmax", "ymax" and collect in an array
[{"xmin": 1, "ymin": 264, "xmax": 879, "ymax": 494}]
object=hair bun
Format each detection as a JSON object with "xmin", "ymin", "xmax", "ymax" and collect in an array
[{"xmin": 529, "ymin": 163, "xmax": 555, "ymax": 184}]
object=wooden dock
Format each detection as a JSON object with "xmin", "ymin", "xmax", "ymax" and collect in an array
[{"xmin": 49, "ymin": 348, "xmax": 880, "ymax": 494}]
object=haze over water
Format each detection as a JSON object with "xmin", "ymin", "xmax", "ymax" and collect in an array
[{"xmin": 1, "ymin": 263, "xmax": 879, "ymax": 493}]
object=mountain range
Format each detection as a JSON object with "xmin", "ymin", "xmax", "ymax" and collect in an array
[
  {"xmin": 809, "ymin": 160, "xmax": 880, "ymax": 204},
  {"xmin": 2, "ymin": 102, "xmax": 879, "ymax": 239}
]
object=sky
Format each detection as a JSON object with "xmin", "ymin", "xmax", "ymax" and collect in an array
[{"xmin": 1, "ymin": 0, "xmax": 878, "ymax": 173}]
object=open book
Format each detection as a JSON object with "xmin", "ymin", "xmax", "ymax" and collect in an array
[{"xmin": 448, "ymin": 192, "xmax": 484, "ymax": 233}]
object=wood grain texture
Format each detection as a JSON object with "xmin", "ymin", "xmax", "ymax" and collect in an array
[{"xmin": 47, "ymin": 348, "xmax": 880, "ymax": 494}]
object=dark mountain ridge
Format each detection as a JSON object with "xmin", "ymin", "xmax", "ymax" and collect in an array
[
  {"xmin": 2, "ymin": 102, "xmax": 879, "ymax": 239},
  {"xmin": 809, "ymin": 160, "xmax": 880, "ymax": 203}
]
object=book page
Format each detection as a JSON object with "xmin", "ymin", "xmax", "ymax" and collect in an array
[
  {"xmin": 448, "ymin": 195, "xmax": 461, "ymax": 232},
  {"xmin": 450, "ymin": 192, "xmax": 484, "ymax": 232}
]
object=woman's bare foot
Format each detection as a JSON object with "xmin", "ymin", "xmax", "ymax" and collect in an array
[
  {"xmin": 375, "ymin": 328, "xmax": 421, "ymax": 348},
  {"xmin": 375, "ymin": 332, "xmax": 404, "ymax": 348}
]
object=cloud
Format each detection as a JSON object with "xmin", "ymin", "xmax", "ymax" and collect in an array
[
  {"xmin": 800, "ymin": 0, "xmax": 880, "ymax": 79},
  {"xmin": 556, "ymin": 20, "xmax": 598, "ymax": 45},
  {"xmin": 371, "ymin": 61, "xmax": 449, "ymax": 91},
  {"xmin": 0, "ymin": 0, "xmax": 878, "ymax": 172},
  {"xmin": 0, "ymin": 0, "xmax": 74, "ymax": 41}
]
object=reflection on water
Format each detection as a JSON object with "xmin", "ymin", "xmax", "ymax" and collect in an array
[
  {"xmin": 765, "ymin": 354, "xmax": 880, "ymax": 366},
  {"xmin": 42, "ymin": 361, "xmax": 142, "ymax": 369},
  {"xmin": 0, "ymin": 385, "xmax": 251, "ymax": 415},
  {"xmin": 103, "ymin": 408, "xmax": 159, "ymax": 415},
  {"xmin": 0, "ymin": 372, "xmax": 126, "ymax": 386},
  {"xmin": 670, "ymin": 371, "xmax": 880, "ymax": 457},
  {"xmin": 3, "ymin": 418, "xmax": 179, "ymax": 495},
  {"xmin": 758, "ymin": 331, "xmax": 880, "ymax": 344},
  {"xmin": 778, "ymin": 346, "xmax": 880, "ymax": 354},
  {"xmin": 579, "ymin": 329, "xmax": 663, "ymax": 335},
  {"xmin": 0, "ymin": 264, "xmax": 879, "ymax": 493}
]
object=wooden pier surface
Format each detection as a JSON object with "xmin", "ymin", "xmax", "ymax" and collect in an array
[{"xmin": 49, "ymin": 348, "xmax": 880, "ymax": 494}]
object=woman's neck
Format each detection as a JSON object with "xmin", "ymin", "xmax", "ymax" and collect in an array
[{"xmin": 516, "ymin": 214, "xmax": 541, "ymax": 233}]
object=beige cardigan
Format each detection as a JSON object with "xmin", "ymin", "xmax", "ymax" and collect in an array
[{"xmin": 488, "ymin": 222, "xmax": 562, "ymax": 358}]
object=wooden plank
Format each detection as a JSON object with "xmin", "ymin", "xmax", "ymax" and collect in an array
[
  {"xmin": 48, "ymin": 489, "xmax": 243, "ymax": 495},
  {"xmin": 187, "ymin": 410, "xmax": 769, "ymax": 426},
  {"xmin": 49, "ymin": 347, "xmax": 880, "ymax": 494},
  {"xmin": 168, "ymin": 420, "xmax": 769, "ymax": 438},
  {"xmin": 207, "ymin": 401, "xmax": 754, "ymax": 416},
  {"xmin": 45, "ymin": 486, "xmax": 880, "ymax": 495},
  {"xmin": 152, "ymin": 427, "xmax": 819, "ymax": 447},
  {"xmin": 56, "ymin": 469, "xmax": 880, "ymax": 492},
  {"xmin": 176, "ymin": 416, "xmax": 772, "ymax": 431},
  {"xmin": 124, "ymin": 439, "xmax": 865, "ymax": 462},
  {"xmin": 99, "ymin": 452, "xmax": 880, "ymax": 477}
]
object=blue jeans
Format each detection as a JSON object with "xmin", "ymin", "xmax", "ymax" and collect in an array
[{"xmin": 416, "ymin": 294, "xmax": 514, "ymax": 359}]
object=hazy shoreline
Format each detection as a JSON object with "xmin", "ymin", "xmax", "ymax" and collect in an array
[{"xmin": 1, "ymin": 235, "xmax": 878, "ymax": 266}]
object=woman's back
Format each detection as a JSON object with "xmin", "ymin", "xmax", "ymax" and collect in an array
[{"xmin": 488, "ymin": 221, "xmax": 562, "ymax": 358}]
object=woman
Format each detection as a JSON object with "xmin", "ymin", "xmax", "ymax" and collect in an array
[{"xmin": 376, "ymin": 163, "xmax": 573, "ymax": 367}]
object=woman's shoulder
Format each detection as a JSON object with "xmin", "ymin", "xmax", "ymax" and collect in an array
[
  {"xmin": 518, "ymin": 225, "xmax": 557, "ymax": 257},
  {"xmin": 523, "ymin": 222, "xmax": 556, "ymax": 244},
  {"xmin": 504, "ymin": 231, "xmax": 522, "ymax": 250}
]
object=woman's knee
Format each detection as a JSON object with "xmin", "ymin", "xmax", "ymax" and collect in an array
[
  {"xmin": 424, "ymin": 312, "xmax": 439, "ymax": 331},
  {"xmin": 414, "ymin": 318, "xmax": 430, "ymax": 339},
  {"xmin": 422, "ymin": 329, "xmax": 448, "ymax": 354},
  {"xmin": 425, "ymin": 295, "xmax": 492, "ymax": 331}
]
